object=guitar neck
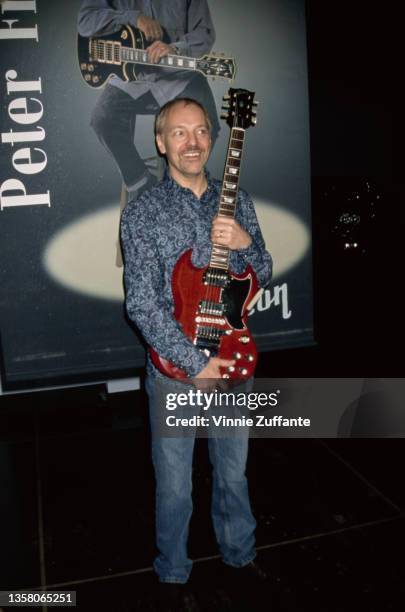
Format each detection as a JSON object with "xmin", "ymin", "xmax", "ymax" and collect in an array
[
  {"xmin": 121, "ymin": 46, "xmax": 197, "ymax": 72},
  {"xmin": 210, "ymin": 128, "xmax": 245, "ymax": 270}
]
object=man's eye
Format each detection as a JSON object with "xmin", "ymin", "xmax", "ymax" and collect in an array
[{"xmin": 173, "ymin": 130, "xmax": 184, "ymax": 137}]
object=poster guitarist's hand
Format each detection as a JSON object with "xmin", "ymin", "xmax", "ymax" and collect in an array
[
  {"xmin": 146, "ymin": 40, "xmax": 177, "ymax": 64},
  {"xmin": 136, "ymin": 14, "xmax": 163, "ymax": 41}
]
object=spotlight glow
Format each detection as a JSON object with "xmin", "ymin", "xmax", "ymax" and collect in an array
[{"xmin": 43, "ymin": 199, "xmax": 310, "ymax": 301}]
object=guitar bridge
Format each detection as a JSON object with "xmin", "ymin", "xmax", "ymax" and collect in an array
[{"xmin": 195, "ymin": 325, "xmax": 225, "ymax": 355}]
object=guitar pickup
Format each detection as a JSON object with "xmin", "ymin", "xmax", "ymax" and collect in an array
[{"xmin": 199, "ymin": 300, "xmax": 226, "ymax": 316}]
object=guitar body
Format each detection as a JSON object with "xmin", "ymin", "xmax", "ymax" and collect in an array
[
  {"xmin": 150, "ymin": 249, "xmax": 259, "ymax": 380},
  {"xmin": 78, "ymin": 25, "xmax": 145, "ymax": 88}
]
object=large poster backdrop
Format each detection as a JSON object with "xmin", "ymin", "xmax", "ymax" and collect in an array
[{"xmin": 0, "ymin": 0, "xmax": 312, "ymax": 389}]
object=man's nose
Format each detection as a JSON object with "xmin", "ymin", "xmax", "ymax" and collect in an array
[{"xmin": 187, "ymin": 130, "xmax": 197, "ymax": 146}]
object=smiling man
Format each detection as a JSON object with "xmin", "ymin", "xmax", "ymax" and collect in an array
[{"xmin": 120, "ymin": 98, "xmax": 272, "ymax": 610}]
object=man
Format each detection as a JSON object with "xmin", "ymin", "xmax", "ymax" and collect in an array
[
  {"xmin": 77, "ymin": 0, "xmax": 220, "ymax": 197},
  {"xmin": 120, "ymin": 98, "xmax": 272, "ymax": 609}
]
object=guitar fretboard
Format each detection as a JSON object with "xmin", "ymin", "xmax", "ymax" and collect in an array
[
  {"xmin": 121, "ymin": 46, "xmax": 197, "ymax": 71},
  {"xmin": 89, "ymin": 38, "xmax": 197, "ymax": 71},
  {"xmin": 210, "ymin": 128, "xmax": 245, "ymax": 270}
]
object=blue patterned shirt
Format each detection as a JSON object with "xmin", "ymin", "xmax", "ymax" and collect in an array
[{"xmin": 120, "ymin": 173, "xmax": 273, "ymax": 377}]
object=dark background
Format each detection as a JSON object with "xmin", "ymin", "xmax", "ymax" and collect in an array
[{"xmin": 261, "ymin": 0, "xmax": 398, "ymax": 378}]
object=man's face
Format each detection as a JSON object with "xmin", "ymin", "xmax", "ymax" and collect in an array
[{"xmin": 156, "ymin": 102, "xmax": 211, "ymax": 185}]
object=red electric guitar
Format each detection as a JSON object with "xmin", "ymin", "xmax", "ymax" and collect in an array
[{"xmin": 151, "ymin": 89, "xmax": 260, "ymax": 381}]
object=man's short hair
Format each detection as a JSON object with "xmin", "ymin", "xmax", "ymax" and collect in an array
[{"xmin": 155, "ymin": 98, "xmax": 212, "ymax": 136}]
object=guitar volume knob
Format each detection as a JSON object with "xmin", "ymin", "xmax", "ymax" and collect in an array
[
  {"xmin": 239, "ymin": 368, "xmax": 248, "ymax": 376},
  {"xmin": 246, "ymin": 354, "xmax": 254, "ymax": 362},
  {"xmin": 227, "ymin": 366, "xmax": 235, "ymax": 373},
  {"xmin": 233, "ymin": 352, "xmax": 242, "ymax": 359},
  {"xmin": 239, "ymin": 336, "xmax": 250, "ymax": 344}
]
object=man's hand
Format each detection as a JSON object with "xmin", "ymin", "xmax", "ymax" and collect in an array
[
  {"xmin": 146, "ymin": 40, "xmax": 177, "ymax": 64},
  {"xmin": 193, "ymin": 356, "xmax": 236, "ymax": 392},
  {"xmin": 211, "ymin": 216, "xmax": 252, "ymax": 250},
  {"xmin": 136, "ymin": 14, "xmax": 163, "ymax": 41},
  {"xmin": 196, "ymin": 356, "xmax": 236, "ymax": 379}
]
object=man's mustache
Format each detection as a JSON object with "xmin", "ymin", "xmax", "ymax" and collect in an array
[{"xmin": 181, "ymin": 146, "xmax": 204, "ymax": 154}]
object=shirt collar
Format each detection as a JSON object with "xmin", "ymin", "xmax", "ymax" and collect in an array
[{"xmin": 163, "ymin": 167, "xmax": 216, "ymax": 200}]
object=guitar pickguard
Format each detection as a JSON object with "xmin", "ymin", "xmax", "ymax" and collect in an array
[{"xmin": 222, "ymin": 276, "xmax": 252, "ymax": 331}]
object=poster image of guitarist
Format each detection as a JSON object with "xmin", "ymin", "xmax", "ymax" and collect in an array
[
  {"xmin": 120, "ymin": 98, "xmax": 272, "ymax": 604},
  {"xmin": 77, "ymin": 0, "xmax": 221, "ymax": 201}
]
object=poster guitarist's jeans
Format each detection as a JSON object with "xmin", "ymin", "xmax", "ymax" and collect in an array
[
  {"xmin": 145, "ymin": 374, "xmax": 256, "ymax": 584},
  {"xmin": 90, "ymin": 75, "xmax": 220, "ymax": 189}
]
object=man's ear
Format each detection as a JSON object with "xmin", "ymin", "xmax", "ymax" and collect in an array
[{"xmin": 156, "ymin": 134, "xmax": 166, "ymax": 155}]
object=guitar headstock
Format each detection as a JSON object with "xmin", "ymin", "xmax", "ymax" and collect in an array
[
  {"xmin": 196, "ymin": 54, "xmax": 236, "ymax": 80},
  {"xmin": 221, "ymin": 88, "xmax": 258, "ymax": 129}
]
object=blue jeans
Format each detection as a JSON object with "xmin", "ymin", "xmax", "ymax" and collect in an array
[{"xmin": 146, "ymin": 375, "xmax": 256, "ymax": 583}]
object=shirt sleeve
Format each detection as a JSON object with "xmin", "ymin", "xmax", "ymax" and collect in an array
[
  {"xmin": 121, "ymin": 201, "xmax": 209, "ymax": 377},
  {"xmin": 171, "ymin": 0, "xmax": 216, "ymax": 56},
  {"xmin": 235, "ymin": 190, "xmax": 273, "ymax": 288},
  {"xmin": 77, "ymin": 0, "xmax": 141, "ymax": 37}
]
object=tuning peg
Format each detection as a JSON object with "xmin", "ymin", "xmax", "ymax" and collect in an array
[
  {"xmin": 223, "ymin": 94, "xmax": 230, "ymax": 100},
  {"xmin": 251, "ymin": 117, "xmax": 257, "ymax": 125},
  {"xmin": 222, "ymin": 103, "xmax": 230, "ymax": 109},
  {"xmin": 253, "ymin": 101, "xmax": 259, "ymax": 106},
  {"xmin": 251, "ymin": 109, "xmax": 257, "ymax": 115},
  {"xmin": 220, "ymin": 113, "xmax": 229, "ymax": 119}
]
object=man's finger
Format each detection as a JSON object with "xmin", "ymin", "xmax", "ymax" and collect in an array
[
  {"xmin": 216, "ymin": 358, "xmax": 236, "ymax": 367},
  {"xmin": 213, "ymin": 216, "xmax": 236, "ymax": 227}
]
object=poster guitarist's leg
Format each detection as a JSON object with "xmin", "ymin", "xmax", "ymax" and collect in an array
[{"xmin": 90, "ymin": 85, "xmax": 157, "ymax": 190}]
